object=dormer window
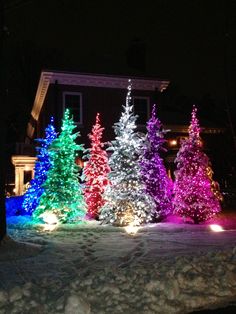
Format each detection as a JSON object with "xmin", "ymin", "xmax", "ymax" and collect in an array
[{"xmin": 63, "ymin": 92, "xmax": 83, "ymax": 125}]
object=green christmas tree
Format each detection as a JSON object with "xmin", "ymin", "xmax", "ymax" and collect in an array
[{"xmin": 33, "ymin": 109, "xmax": 86, "ymax": 223}]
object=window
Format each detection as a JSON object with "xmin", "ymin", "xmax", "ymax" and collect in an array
[
  {"xmin": 63, "ymin": 92, "xmax": 83, "ymax": 125},
  {"xmin": 133, "ymin": 96, "xmax": 150, "ymax": 125}
]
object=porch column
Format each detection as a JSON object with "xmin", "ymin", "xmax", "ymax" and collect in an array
[
  {"xmin": 11, "ymin": 155, "xmax": 37, "ymax": 196},
  {"xmin": 15, "ymin": 166, "xmax": 25, "ymax": 195}
]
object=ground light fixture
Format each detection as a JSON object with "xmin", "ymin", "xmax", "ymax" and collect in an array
[
  {"xmin": 124, "ymin": 223, "xmax": 140, "ymax": 235},
  {"xmin": 209, "ymin": 224, "xmax": 224, "ymax": 232},
  {"xmin": 40, "ymin": 212, "xmax": 59, "ymax": 231}
]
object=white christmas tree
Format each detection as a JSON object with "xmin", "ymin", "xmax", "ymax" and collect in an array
[{"xmin": 99, "ymin": 81, "xmax": 155, "ymax": 226}]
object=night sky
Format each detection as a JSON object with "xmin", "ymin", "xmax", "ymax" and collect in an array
[
  {"xmin": 1, "ymin": 0, "xmax": 236, "ymax": 140},
  {"xmin": 0, "ymin": 0, "xmax": 236, "ymax": 234}
]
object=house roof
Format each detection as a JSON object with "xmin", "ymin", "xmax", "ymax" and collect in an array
[{"xmin": 27, "ymin": 70, "xmax": 170, "ymax": 139}]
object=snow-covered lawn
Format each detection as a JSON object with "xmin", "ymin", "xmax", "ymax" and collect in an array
[{"xmin": 1, "ymin": 212, "xmax": 236, "ymax": 314}]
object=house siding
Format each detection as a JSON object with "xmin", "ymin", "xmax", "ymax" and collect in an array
[{"xmin": 37, "ymin": 83, "xmax": 157, "ymax": 148}]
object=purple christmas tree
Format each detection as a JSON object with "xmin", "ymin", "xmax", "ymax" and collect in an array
[
  {"xmin": 173, "ymin": 105, "xmax": 221, "ymax": 223},
  {"xmin": 139, "ymin": 105, "xmax": 173, "ymax": 221}
]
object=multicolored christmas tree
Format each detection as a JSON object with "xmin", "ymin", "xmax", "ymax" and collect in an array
[
  {"xmin": 83, "ymin": 113, "xmax": 110, "ymax": 219},
  {"xmin": 173, "ymin": 105, "xmax": 221, "ymax": 223},
  {"xmin": 21, "ymin": 117, "xmax": 57, "ymax": 215},
  {"xmin": 139, "ymin": 105, "xmax": 173, "ymax": 221},
  {"xmin": 99, "ymin": 81, "xmax": 155, "ymax": 226},
  {"xmin": 33, "ymin": 109, "xmax": 86, "ymax": 223}
]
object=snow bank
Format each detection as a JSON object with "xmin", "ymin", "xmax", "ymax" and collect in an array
[
  {"xmin": 0, "ymin": 236, "xmax": 42, "ymax": 261},
  {"xmin": 0, "ymin": 247, "xmax": 236, "ymax": 313},
  {"xmin": 1, "ymin": 217, "xmax": 236, "ymax": 313}
]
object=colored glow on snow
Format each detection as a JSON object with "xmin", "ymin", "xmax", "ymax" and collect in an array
[
  {"xmin": 43, "ymin": 224, "xmax": 58, "ymax": 232},
  {"xmin": 210, "ymin": 224, "xmax": 224, "ymax": 232}
]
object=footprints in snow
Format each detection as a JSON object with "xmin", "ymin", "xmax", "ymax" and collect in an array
[{"xmin": 118, "ymin": 239, "xmax": 146, "ymax": 268}]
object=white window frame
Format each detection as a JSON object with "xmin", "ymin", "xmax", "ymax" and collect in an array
[
  {"xmin": 63, "ymin": 91, "xmax": 83, "ymax": 125},
  {"xmin": 132, "ymin": 96, "xmax": 150, "ymax": 126}
]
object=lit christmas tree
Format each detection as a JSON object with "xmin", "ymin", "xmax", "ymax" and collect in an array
[
  {"xmin": 139, "ymin": 105, "xmax": 173, "ymax": 221},
  {"xmin": 83, "ymin": 113, "xmax": 110, "ymax": 219},
  {"xmin": 21, "ymin": 117, "xmax": 57, "ymax": 215},
  {"xmin": 173, "ymin": 105, "xmax": 221, "ymax": 223},
  {"xmin": 33, "ymin": 109, "xmax": 86, "ymax": 223},
  {"xmin": 99, "ymin": 82, "xmax": 155, "ymax": 226},
  {"xmin": 207, "ymin": 163, "xmax": 223, "ymax": 203}
]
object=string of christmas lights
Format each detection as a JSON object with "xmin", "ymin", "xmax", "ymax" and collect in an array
[
  {"xmin": 21, "ymin": 117, "xmax": 57, "ymax": 215},
  {"xmin": 33, "ymin": 109, "xmax": 86, "ymax": 223},
  {"xmin": 173, "ymin": 105, "xmax": 222, "ymax": 223},
  {"xmin": 99, "ymin": 81, "xmax": 156, "ymax": 226},
  {"xmin": 139, "ymin": 104, "xmax": 173, "ymax": 221},
  {"xmin": 83, "ymin": 113, "xmax": 110, "ymax": 219}
]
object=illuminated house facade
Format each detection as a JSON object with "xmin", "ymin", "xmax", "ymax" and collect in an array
[{"xmin": 11, "ymin": 70, "xmax": 224, "ymax": 195}]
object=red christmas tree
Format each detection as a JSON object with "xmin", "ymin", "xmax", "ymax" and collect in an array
[{"xmin": 83, "ymin": 113, "xmax": 110, "ymax": 219}]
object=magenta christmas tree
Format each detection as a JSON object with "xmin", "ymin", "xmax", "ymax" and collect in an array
[
  {"xmin": 83, "ymin": 113, "xmax": 110, "ymax": 219},
  {"xmin": 139, "ymin": 105, "xmax": 173, "ymax": 221},
  {"xmin": 173, "ymin": 105, "xmax": 221, "ymax": 223}
]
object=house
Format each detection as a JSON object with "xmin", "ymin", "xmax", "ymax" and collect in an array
[
  {"xmin": 26, "ymin": 70, "xmax": 169, "ymax": 142},
  {"xmin": 11, "ymin": 70, "xmax": 225, "ymax": 195}
]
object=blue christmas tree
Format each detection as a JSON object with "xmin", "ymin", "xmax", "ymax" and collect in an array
[{"xmin": 21, "ymin": 118, "xmax": 57, "ymax": 215}]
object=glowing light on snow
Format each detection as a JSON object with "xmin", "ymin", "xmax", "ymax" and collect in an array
[
  {"xmin": 40, "ymin": 212, "xmax": 59, "ymax": 231},
  {"xmin": 41, "ymin": 212, "xmax": 58, "ymax": 224},
  {"xmin": 124, "ymin": 224, "xmax": 140, "ymax": 235},
  {"xmin": 209, "ymin": 224, "xmax": 224, "ymax": 232}
]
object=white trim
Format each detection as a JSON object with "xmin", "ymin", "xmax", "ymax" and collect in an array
[
  {"xmin": 133, "ymin": 96, "xmax": 150, "ymax": 126},
  {"xmin": 62, "ymin": 91, "xmax": 83, "ymax": 125},
  {"xmin": 47, "ymin": 71, "xmax": 169, "ymax": 91}
]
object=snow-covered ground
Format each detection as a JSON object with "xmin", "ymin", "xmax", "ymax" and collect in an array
[{"xmin": 1, "ymin": 212, "xmax": 236, "ymax": 313}]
